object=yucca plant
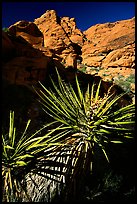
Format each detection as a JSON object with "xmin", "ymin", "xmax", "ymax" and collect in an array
[
  {"xmin": 34, "ymin": 68, "xmax": 135, "ymax": 200},
  {"xmin": 2, "ymin": 111, "xmax": 68, "ymax": 202}
]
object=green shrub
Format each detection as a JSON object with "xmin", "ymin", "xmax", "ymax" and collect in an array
[
  {"xmin": 102, "ymin": 73, "xmax": 110, "ymax": 77},
  {"xmin": 2, "ymin": 27, "xmax": 9, "ymax": 32},
  {"xmin": 114, "ymin": 74, "xmax": 135, "ymax": 93},
  {"xmin": 80, "ymin": 64, "xmax": 87, "ymax": 73}
]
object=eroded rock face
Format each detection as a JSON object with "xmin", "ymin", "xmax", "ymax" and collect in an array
[
  {"xmin": 82, "ymin": 17, "xmax": 135, "ymax": 69},
  {"xmin": 8, "ymin": 20, "xmax": 44, "ymax": 47},
  {"xmin": 34, "ymin": 10, "xmax": 83, "ymax": 68},
  {"xmin": 2, "ymin": 31, "xmax": 50, "ymax": 87},
  {"xmin": 5, "ymin": 10, "xmax": 135, "ymax": 78},
  {"xmin": 60, "ymin": 16, "xmax": 84, "ymax": 46}
]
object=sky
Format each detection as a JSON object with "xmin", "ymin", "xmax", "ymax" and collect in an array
[{"xmin": 2, "ymin": 2, "xmax": 135, "ymax": 31}]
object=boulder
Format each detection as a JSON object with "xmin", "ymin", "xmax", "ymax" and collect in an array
[
  {"xmin": 2, "ymin": 56, "xmax": 49, "ymax": 86},
  {"xmin": 8, "ymin": 20, "xmax": 44, "ymax": 47},
  {"xmin": 2, "ymin": 31, "xmax": 50, "ymax": 86}
]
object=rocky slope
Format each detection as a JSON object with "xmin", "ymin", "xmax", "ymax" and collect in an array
[{"xmin": 82, "ymin": 17, "xmax": 135, "ymax": 82}]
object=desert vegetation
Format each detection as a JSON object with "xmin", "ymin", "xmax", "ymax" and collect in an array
[
  {"xmin": 2, "ymin": 69, "xmax": 135, "ymax": 202},
  {"xmin": 114, "ymin": 73, "xmax": 135, "ymax": 93},
  {"xmin": 2, "ymin": 27, "xmax": 9, "ymax": 32}
]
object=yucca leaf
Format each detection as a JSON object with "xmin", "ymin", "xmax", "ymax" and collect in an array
[
  {"xmin": 90, "ymin": 82, "xmax": 95, "ymax": 104},
  {"xmin": 14, "ymin": 154, "xmax": 34, "ymax": 160},
  {"xmin": 20, "ymin": 119, "xmax": 31, "ymax": 140},
  {"xmin": 124, "ymin": 136, "xmax": 133, "ymax": 139},
  {"xmin": 98, "ymin": 128, "xmax": 111, "ymax": 134},
  {"xmin": 76, "ymin": 75, "xmax": 83, "ymax": 103},
  {"xmin": 12, "ymin": 127, "xmax": 16, "ymax": 148},
  {"xmin": 50, "ymin": 78, "xmax": 77, "ymax": 116},
  {"xmin": 25, "ymin": 126, "xmax": 71, "ymax": 151},
  {"xmin": 4, "ymin": 145, "xmax": 14, "ymax": 150},
  {"xmin": 100, "ymin": 124, "xmax": 134, "ymax": 132},
  {"xmin": 97, "ymin": 92, "xmax": 126, "ymax": 117},
  {"xmin": 95, "ymin": 80, "xmax": 102, "ymax": 103},
  {"xmin": 39, "ymin": 89, "xmax": 68, "ymax": 118},
  {"xmin": 41, "ymin": 102, "xmax": 72, "ymax": 124},
  {"xmin": 86, "ymin": 84, "xmax": 90, "ymax": 103},
  {"xmin": 39, "ymin": 88, "xmax": 78, "ymax": 124},
  {"xmin": 99, "ymin": 144, "xmax": 110, "ymax": 163},
  {"xmin": 14, "ymin": 121, "xmax": 58, "ymax": 156},
  {"xmin": 110, "ymin": 141, "xmax": 123, "ymax": 143},
  {"xmin": 113, "ymin": 103, "xmax": 135, "ymax": 116},
  {"xmin": 9, "ymin": 111, "xmax": 14, "ymax": 140},
  {"xmin": 95, "ymin": 93, "xmax": 114, "ymax": 116},
  {"xmin": 16, "ymin": 161, "xmax": 27, "ymax": 166},
  {"xmin": 8, "ymin": 170, "xmax": 13, "ymax": 191},
  {"xmin": 108, "ymin": 121, "xmax": 135, "ymax": 125},
  {"xmin": 69, "ymin": 83, "xmax": 82, "ymax": 107},
  {"xmin": 114, "ymin": 112, "xmax": 135, "ymax": 121}
]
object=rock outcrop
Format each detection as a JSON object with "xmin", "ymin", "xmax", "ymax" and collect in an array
[
  {"xmin": 5, "ymin": 10, "xmax": 135, "ymax": 82},
  {"xmin": 34, "ymin": 10, "xmax": 83, "ymax": 68},
  {"xmin": 2, "ymin": 31, "xmax": 50, "ymax": 86},
  {"xmin": 82, "ymin": 17, "xmax": 135, "ymax": 82},
  {"xmin": 82, "ymin": 17, "xmax": 135, "ymax": 68},
  {"xmin": 8, "ymin": 20, "xmax": 44, "ymax": 47}
]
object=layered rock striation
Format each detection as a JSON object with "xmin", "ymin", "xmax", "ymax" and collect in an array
[
  {"xmin": 82, "ymin": 17, "xmax": 135, "ymax": 68},
  {"xmin": 82, "ymin": 17, "xmax": 135, "ymax": 83}
]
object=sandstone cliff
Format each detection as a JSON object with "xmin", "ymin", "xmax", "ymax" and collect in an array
[
  {"xmin": 6, "ymin": 10, "xmax": 135, "ymax": 82},
  {"xmin": 82, "ymin": 17, "xmax": 135, "ymax": 82}
]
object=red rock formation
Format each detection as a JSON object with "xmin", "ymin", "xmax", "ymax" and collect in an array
[
  {"xmin": 8, "ymin": 20, "xmax": 44, "ymax": 47},
  {"xmin": 60, "ymin": 16, "xmax": 84, "ymax": 46},
  {"xmin": 82, "ymin": 17, "xmax": 135, "ymax": 81},
  {"xmin": 34, "ymin": 10, "xmax": 83, "ymax": 68},
  {"xmin": 2, "ymin": 31, "xmax": 51, "ymax": 86},
  {"xmin": 6, "ymin": 10, "xmax": 135, "ymax": 82}
]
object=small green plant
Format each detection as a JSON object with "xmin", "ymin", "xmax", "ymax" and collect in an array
[
  {"xmin": 114, "ymin": 74, "xmax": 135, "ymax": 93},
  {"xmin": 80, "ymin": 64, "xmax": 87, "ymax": 73},
  {"xmin": 86, "ymin": 66, "xmax": 103, "ymax": 73},
  {"xmin": 98, "ymin": 66, "xmax": 104, "ymax": 71},
  {"xmin": 2, "ymin": 27, "xmax": 9, "ymax": 32},
  {"xmin": 102, "ymin": 73, "xmax": 110, "ymax": 77}
]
